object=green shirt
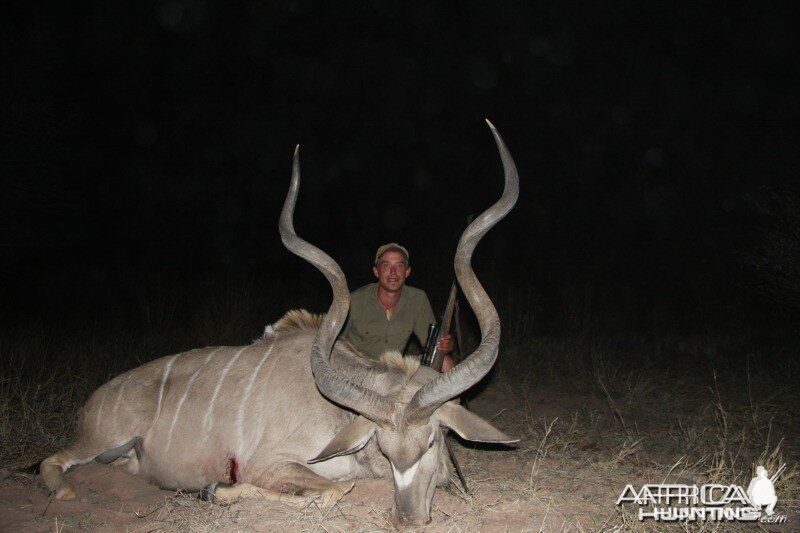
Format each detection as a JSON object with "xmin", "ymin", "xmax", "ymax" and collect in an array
[{"xmin": 341, "ymin": 283, "xmax": 436, "ymax": 360}]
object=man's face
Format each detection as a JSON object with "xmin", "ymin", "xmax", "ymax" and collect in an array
[{"xmin": 373, "ymin": 251, "xmax": 411, "ymax": 293}]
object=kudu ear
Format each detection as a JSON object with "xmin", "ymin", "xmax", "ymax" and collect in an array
[
  {"xmin": 308, "ymin": 415, "xmax": 377, "ymax": 464},
  {"xmin": 435, "ymin": 403, "xmax": 519, "ymax": 444}
]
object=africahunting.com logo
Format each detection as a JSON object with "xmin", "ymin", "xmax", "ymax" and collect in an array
[{"xmin": 617, "ymin": 464, "xmax": 788, "ymax": 523}]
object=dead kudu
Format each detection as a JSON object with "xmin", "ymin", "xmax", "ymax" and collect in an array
[{"xmin": 40, "ymin": 120, "xmax": 520, "ymax": 526}]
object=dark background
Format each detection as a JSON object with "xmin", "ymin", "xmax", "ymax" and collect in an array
[{"xmin": 2, "ymin": 1, "xmax": 798, "ymax": 339}]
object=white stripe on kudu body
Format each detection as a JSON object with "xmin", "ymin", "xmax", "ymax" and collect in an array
[
  {"xmin": 202, "ymin": 347, "xmax": 246, "ymax": 443},
  {"xmin": 165, "ymin": 348, "xmax": 220, "ymax": 452},
  {"xmin": 154, "ymin": 354, "xmax": 179, "ymax": 424},
  {"xmin": 236, "ymin": 344, "xmax": 274, "ymax": 458},
  {"xmin": 112, "ymin": 372, "xmax": 135, "ymax": 434},
  {"xmin": 93, "ymin": 387, "xmax": 111, "ymax": 434}
]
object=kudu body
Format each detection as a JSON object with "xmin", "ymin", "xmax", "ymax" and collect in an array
[{"xmin": 40, "ymin": 121, "xmax": 520, "ymax": 525}]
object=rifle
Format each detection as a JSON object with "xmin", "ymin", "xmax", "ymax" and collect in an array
[
  {"xmin": 421, "ymin": 281, "xmax": 458, "ymax": 371},
  {"xmin": 420, "ymin": 279, "xmax": 470, "ymax": 494}
]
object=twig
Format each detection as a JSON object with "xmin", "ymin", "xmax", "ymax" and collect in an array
[
  {"xmin": 662, "ymin": 456, "xmax": 687, "ymax": 484},
  {"xmin": 529, "ymin": 417, "xmax": 558, "ymax": 487},
  {"xmin": 490, "ymin": 408, "xmax": 508, "ymax": 421},
  {"xmin": 41, "ymin": 496, "xmax": 52, "ymax": 518},
  {"xmin": 597, "ymin": 376, "xmax": 629, "ymax": 437}
]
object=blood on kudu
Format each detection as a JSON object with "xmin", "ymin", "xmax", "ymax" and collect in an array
[{"xmin": 227, "ymin": 456, "xmax": 238, "ymax": 484}]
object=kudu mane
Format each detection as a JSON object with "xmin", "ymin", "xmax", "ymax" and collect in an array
[
  {"xmin": 264, "ymin": 309, "xmax": 325, "ymax": 336},
  {"xmin": 263, "ymin": 309, "xmax": 421, "ymax": 380}
]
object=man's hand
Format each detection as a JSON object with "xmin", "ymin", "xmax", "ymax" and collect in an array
[
  {"xmin": 437, "ymin": 334, "xmax": 453, "ymax": 354},
  {"xmin": 437, "ymin": 334, "xmax": 455, "ymax": 372}
]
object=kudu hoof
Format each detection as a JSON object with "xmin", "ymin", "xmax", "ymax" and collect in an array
[
  {"xmin": 54, "ymin": 483, "xmax": 77, "ymax": 500},
  {"xmin": 200, "ymin": 481, "xmax": 230, "ymax": 502}
]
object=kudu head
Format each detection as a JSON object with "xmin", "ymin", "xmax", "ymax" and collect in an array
[{"xmin": 279, "ymin": 120, "xmax": 520, "ymax": 526}]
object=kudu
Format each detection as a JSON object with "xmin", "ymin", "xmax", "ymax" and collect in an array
[{"xmin": 40, "ymin": 120, "xmax": 520, "ymax": 526}]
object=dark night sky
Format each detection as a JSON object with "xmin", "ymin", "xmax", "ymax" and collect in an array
[{"xmin": 2, "ymin": 1, "xmax": 798, "ymax": 327}]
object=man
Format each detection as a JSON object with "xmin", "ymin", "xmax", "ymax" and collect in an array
[{"xmin": 341, "ymin": 243, "xmax": 454, "ymax": 371}]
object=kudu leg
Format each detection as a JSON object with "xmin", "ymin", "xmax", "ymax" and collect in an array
[
  {"xmin": 203, "ymin": 461, "xmax": 355, "ymax": 509},
  {"xmin": 41, "ymin": 438, "xmax": 140, "ymax": 500},
  {"xmin": 40, "ymin": 451, "xmax": 80, "ymax": 500}
]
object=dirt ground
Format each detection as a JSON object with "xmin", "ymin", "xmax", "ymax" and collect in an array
[{"xmin": 1, "ymin": 387, "xmax": 795, "ymax": 531}]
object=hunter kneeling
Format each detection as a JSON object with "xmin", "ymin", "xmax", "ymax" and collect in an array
[{"xmin": 340, "ymin": 242, "xmax": 454, "ymax": 371}]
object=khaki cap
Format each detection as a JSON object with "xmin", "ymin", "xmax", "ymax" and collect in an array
[{"xmin": 374, "ymin": 243, "xmax": 409, "ymax": 265}]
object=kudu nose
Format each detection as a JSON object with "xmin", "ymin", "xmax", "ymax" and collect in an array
[
  {"xmin": 396, "ymin": 513, "xmax": 431, "ymax": 526},
  {"xmin": 393, "ymin": 506, "xmax": 431, "ymax": 526}
]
